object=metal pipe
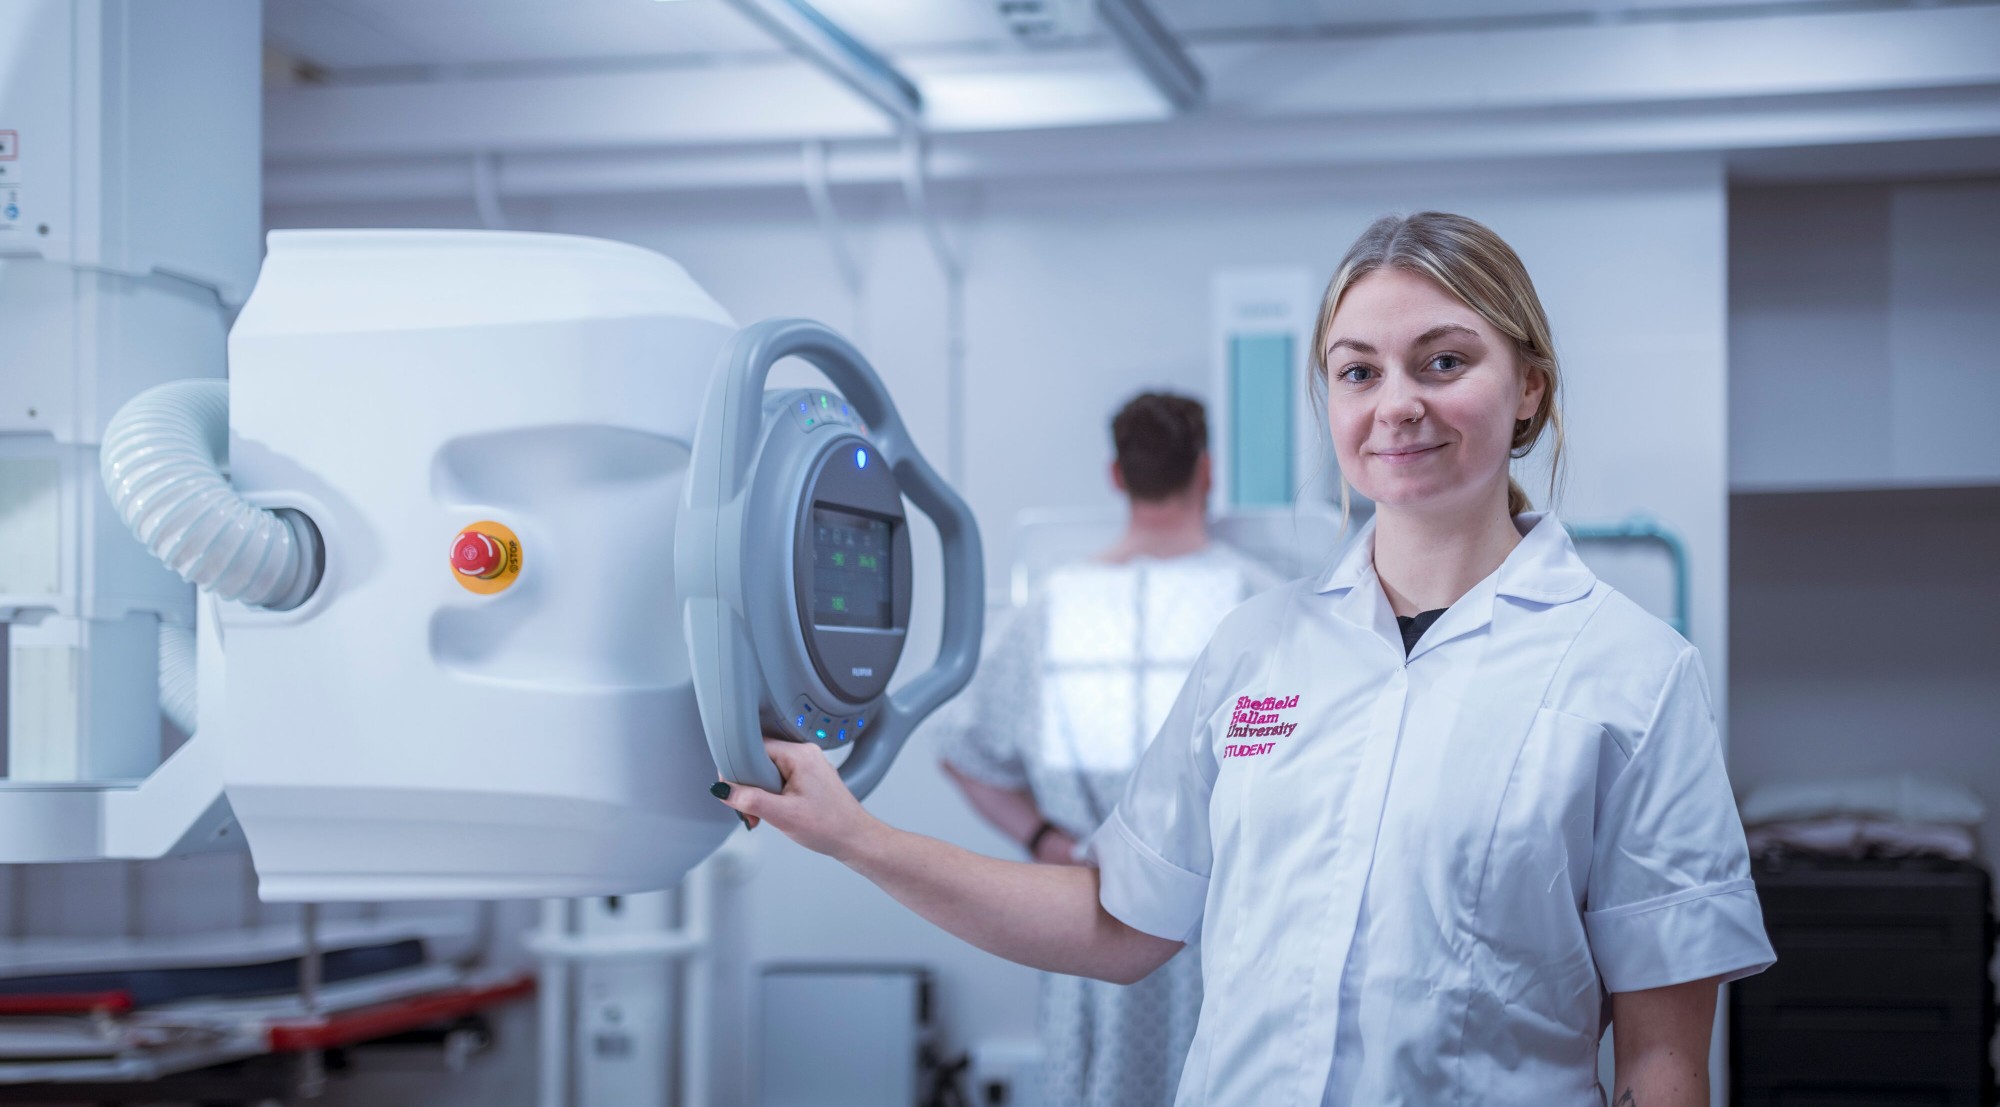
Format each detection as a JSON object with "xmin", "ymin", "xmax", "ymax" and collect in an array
[
  {"xmin": 719, "ymin": 0, "xmax": 922, "ymax": 126},
  {"xmin": 899, "ymin": 132, "xmax": 968, "ymax": 486},
  {"xmin": 299, "ymin": 902, "xmax": 322, "ymax": 1017},
  {"xmin": 1566, "ymin": 515, "xmax": 1691, "ymax": 635},
  {"xmin": 536, "ymin": 898, "xmax": 572, "ymax": 1107},
  {"xmin": 679, "ymin": 860, "xmax": 715, "ymax": 1107},
  {"xmin": 471, "ymin": 152, "xmax": 509, "ymax": 230},
  {"xmin": 802, "ymin": 140, "xmax": 867, "ymax": 346},
  {"xmin": 1096, "ymin": 0, "xmax": 1205, "ymax": 111}
]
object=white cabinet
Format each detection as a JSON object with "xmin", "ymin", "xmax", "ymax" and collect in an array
[{"xmin": 1730, "ymin": 178, "xmax": 2000, "ymax": 491}]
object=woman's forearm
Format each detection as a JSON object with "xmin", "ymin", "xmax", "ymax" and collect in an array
[
  {"xmin": 1609, "ymin": 976, "xmax": 1721, "ymax": 1107},
  {"xmin": 1608, "ymin": 1053, "xmax": 1707, "ymax": 1107},
  {"xmin": 716, "ymin": 739, "xmax": 1181, "ymax": 985},
  {"xmin": 839, "ymin": 819, "xmax": 1179, "ymax": 984}
]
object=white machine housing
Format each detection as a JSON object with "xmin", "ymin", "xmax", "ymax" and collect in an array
[
  {"xmin": 221, "ymin": 230, "xmax": 740, "ymax": 900},
  {"xmin": 0, "ymin": 0, "xmax": 258, "ymax": 787}
]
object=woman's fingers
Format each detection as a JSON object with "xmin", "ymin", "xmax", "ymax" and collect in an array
[
  {"xmin": 762, "ymin": 737, "xmax": 826, "ymax": 786},
  {"xmin": 710, "ymin": 738, "xmax": 869, "ymax": 857}
]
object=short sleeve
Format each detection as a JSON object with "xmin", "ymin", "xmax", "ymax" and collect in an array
[
  {"xmin": 1585, "ymin": 647, "xmax": 1777, "ymax": 993},
  {"xmin": 1081, "ymin": 647, "xmax": 1217, "ymax": 943},
  {"xmin": 931, "ymin": 606, "xmax": 1035, "ymax": 792}
]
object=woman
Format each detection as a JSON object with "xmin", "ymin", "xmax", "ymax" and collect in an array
[{"xmin": 712, "ymin": 211, "xmax": 1775, "ymax": 1105}]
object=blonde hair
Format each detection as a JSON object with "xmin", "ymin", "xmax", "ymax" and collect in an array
[{"xmin": 1310, "ymin": 211, "xmax": 1565, "ymax": 518}]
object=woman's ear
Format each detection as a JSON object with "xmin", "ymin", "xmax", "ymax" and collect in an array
[{"xmin": 1516, "ymin": 364, "xmax": 1548, "ymax": 421}]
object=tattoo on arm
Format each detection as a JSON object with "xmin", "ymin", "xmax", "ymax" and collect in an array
[{"xmin": 1615, "ymin": 1090, "xmax": 1636, "ymax": 1107}]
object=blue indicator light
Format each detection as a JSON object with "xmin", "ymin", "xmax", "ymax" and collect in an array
[
  {"xmin": 797, "ymin": 400, "xmax": 809, "ymax": 414},
  {"xmin": 855, "ymin": 717, "xmax": 866, "ymax": 730},
  {"xmin": 837, "ymin": 729, "xmax": 848, "ymax": 742},
  {"xmin": 814, "ymin": 728, "xmax": 828, "ymax": 741},
  {"xmin": 855, "ymin": 448, "xmax": 868, "ymax": 470},
  {"xmin": 795, "ymin": 715, "xmax": 807, "ymax": 727}
]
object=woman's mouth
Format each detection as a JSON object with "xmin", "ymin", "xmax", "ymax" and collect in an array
[{"xmin": 1373, "ymin": 443, "xmax": 1445, "ymax": 465}]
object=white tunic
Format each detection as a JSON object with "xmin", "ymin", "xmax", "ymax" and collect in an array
[{"xmin": 1086, "ymin": 513, "xmax": 1776, "ymax": 1106}]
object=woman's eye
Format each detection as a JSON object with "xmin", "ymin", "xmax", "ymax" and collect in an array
[
  {"xmin": 1337, "ymin": 365, "xmax": 1373, "ymax": 384},
  {"xmin": 1428, "ymin": 353, "xmax": 1464, "ymax": 373}
]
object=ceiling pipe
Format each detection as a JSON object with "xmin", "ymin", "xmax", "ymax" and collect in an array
[
  {"xmin": 1097, "ymin": 0, "xmax": 1204, "ymax": 113},
  {"xmin": 718, "ymin": 0, "xmax": 923, "ymax": 128},
  {"xmin": 470, "ymin": 151, "xmax": 509, "ymax": 229},
  {"xmin": 899, "ymin": 132, "xmax": 968, "ymax": 487},
  {"xmin": 802, "ymin": 139, "xmax": 868, "ymax": 345}
]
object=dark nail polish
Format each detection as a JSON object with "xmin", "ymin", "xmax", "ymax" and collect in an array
[
  {"xmin": 737, "ymin": 812, "xmax": 754, "ymax": 831},
  {"xmin": 710, "ymin": 781, "xmax": 731, "ymax": 799}
]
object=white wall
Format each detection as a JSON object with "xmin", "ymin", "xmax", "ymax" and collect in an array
[{"xmin": 269, "ymin": 149, "xmax": 1734, "ymax": 1104}]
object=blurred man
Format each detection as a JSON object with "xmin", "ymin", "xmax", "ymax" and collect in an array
[{"xmin": 933, "ymin": 391, "xmax": 1280, "ymax": 1107}]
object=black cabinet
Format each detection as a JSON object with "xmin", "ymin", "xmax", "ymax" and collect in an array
[{"xmin": 1733, "ymin": 855, "xmax": 1996, "ymax": 1107}]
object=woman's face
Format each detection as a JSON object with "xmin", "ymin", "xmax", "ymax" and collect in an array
[{"xmin": 1321, "ymin": 267, "xmax": 1544, "ymax": 515}]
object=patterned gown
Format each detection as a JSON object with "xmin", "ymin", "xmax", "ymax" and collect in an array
[{"xmin": 933, "ymin": 545, "xmax": 1282, "ymax": 1107}]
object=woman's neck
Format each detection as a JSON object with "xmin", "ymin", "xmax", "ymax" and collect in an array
[{"xmin": 1370, "ymin": 492, "xmax": 1525, "ymax": 617}]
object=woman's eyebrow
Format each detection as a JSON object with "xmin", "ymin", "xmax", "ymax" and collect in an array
[
  {"xmin": 1326, "ymin": 337, "xmax": 1376, "ymax": 356},
  {"xmin": 1413, "ymin": 323, "xmax": 1482, "ymax": 346}
]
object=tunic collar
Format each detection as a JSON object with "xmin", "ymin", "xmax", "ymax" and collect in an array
[{"xmin": 1312, "ymin": 512, "xmax": 1598, "ymax": 659}]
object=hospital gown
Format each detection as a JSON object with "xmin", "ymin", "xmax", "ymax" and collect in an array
[{"xmin": 933, "ymin": 545, "xmax": 1283, "ymax": 1107}]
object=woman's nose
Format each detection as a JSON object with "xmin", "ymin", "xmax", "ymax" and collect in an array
[{"xmin": 1378, "ymin": 380, "xmax": 1424, "ymax": 426}]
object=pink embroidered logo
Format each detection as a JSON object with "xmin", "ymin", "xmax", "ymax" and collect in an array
[{"xmin": 1224, "ymin": 693, "xmax": 1300, "ymax": 758}]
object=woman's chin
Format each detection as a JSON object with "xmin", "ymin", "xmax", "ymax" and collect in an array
[{"xmin": 1352, "ymin": 477, "xmax": 1477, "ymax": 513}]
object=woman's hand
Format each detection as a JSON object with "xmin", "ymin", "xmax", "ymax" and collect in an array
[{"xmin": 712, "ymin": 738, "xmax": 883, "ymax": 863}]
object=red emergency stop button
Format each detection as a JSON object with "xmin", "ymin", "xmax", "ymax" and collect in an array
[
  {"xmin": 453, "ymin": 531, "xmax": 505, "ymax": 579},
  {"xmin": 450, "ymin": 520, "xmax": 521, "ymax": 594}
]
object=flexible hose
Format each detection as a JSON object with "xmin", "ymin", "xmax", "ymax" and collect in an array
[{"xmin": 101, "ymin": 379, "xmax": 322, "ymax": 612}]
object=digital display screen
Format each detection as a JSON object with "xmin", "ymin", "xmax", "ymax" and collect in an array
[{"xmin": 811, "ymin": 506, "xmax": 894, "ymax": 630}]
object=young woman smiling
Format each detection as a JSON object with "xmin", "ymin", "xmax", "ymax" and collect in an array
[{"xmin": 712, "ymin": 211, "xmax": 1773, "ymax": 1106}]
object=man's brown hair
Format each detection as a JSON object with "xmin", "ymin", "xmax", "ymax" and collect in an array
[{"xmin": 1111, "ymin": 391, "xmax": 1207, "ymax": 501}]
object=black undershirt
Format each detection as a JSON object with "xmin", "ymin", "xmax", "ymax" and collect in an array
[{"xmin": 1396, "ymin": 608, "xmax": 1448, "ymax": 656}]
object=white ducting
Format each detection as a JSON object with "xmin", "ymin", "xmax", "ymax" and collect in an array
[{"xmin": 100, "ymin": 379, "xmax": 323, "ymax": 612}]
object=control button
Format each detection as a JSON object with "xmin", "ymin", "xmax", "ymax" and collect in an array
[
  {"xmin": 452, "ymin": 530, "xmax": 506, "ymax": 579},
  {"xmin": 855, "ymin": 717, "xmax": 867, "ymax": 731},
  {"xmin": 837, "ymin": 729, "xmax": 848, "ymax": 743},
  {"xmin": 814, "ymin": 728, "xmax": 829, "ymax": 742},
  {"xmin": 449, "ymin": 520, "xmax": 523, "ymax": 595}
]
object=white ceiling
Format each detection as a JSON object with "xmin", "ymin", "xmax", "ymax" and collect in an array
[{"xmin": 265, "ymin": 0, "xmax": 1934, "ymax": 75}]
